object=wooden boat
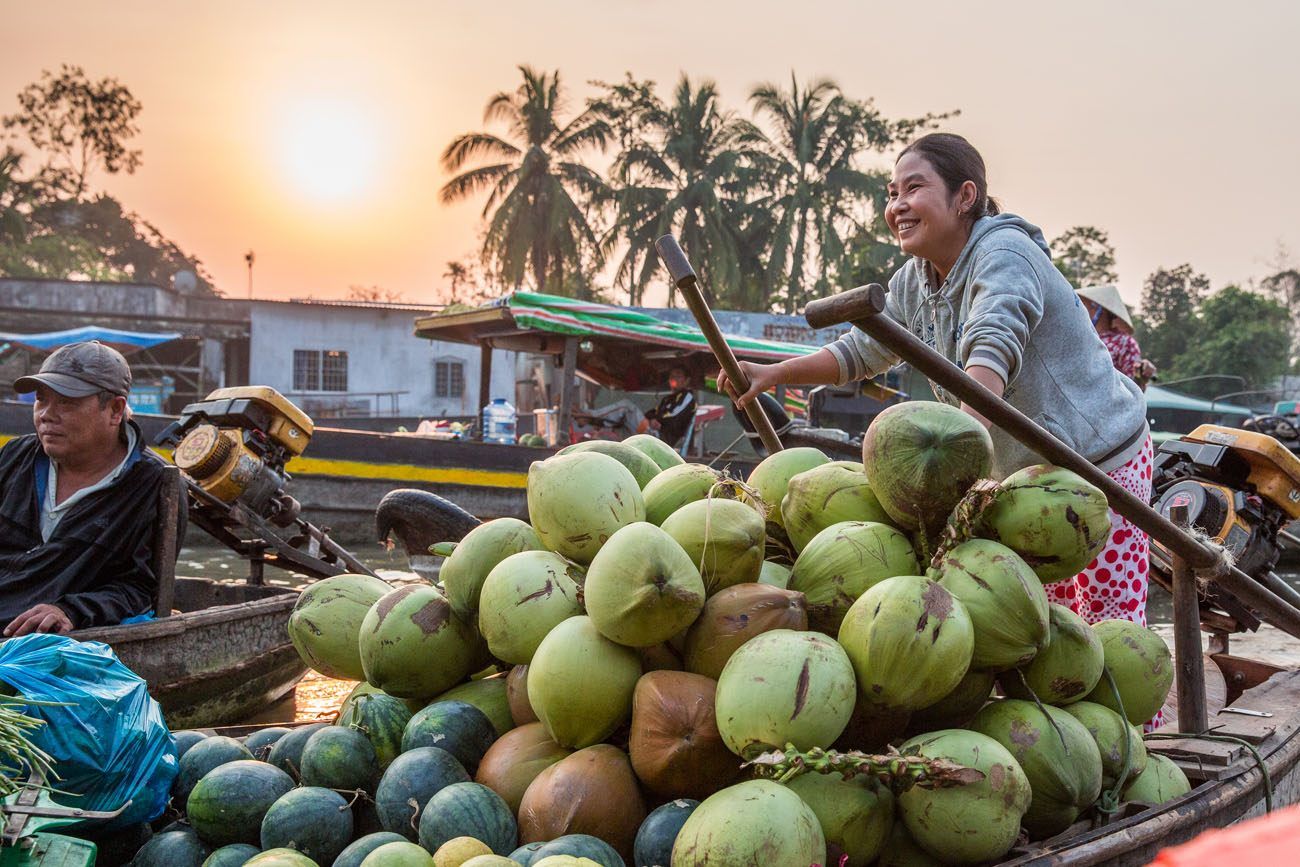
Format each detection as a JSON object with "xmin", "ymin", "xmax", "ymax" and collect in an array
[{"xmin": 67, "ymin": 577, "xmax": 306, "ymax": 730}]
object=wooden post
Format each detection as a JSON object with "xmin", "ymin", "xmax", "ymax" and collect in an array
[
  {"xmin": 803, "ymin": 283, "xmax": 1300, "ymax": 641},
  {"xmin": 1170, "ymin": 503, "xmax": 1209, "ymax": 733},
  {"xmin": 556, "ymin": 337, "xmax": 578, "ymax": 446},
  {"xmin": 477, "ymin": 343, "xmax": 493, "ymax": 441},
  {"xmin": 152, "ymin": 465, "xmax": 181, "ymax": 618}
]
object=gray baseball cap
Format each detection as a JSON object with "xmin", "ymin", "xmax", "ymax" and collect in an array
[{"xmin": 14, "ymin": 341, "xmax": 132, "ymax": 398}]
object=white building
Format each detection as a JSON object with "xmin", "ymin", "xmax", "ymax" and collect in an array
[{"xmin": 248, "ymin": 299, "xmax": 516, "ymax": 421}]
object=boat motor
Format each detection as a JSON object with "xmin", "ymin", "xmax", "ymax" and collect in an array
[
  {"xmin": 1150, "ymin": 424, "xmax": 1300, "ymax": 627},
  {"xmin": 159, "ymin": 386, "xmax": 311, "ymax": 526}
]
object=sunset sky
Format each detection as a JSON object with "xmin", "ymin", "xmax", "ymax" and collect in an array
[{"xmin": 4, "ymin": 1, "xmax": 1298, "ymax": 311}]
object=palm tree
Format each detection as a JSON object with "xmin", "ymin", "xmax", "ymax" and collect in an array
[
  {"xmin": 440, "ymin": 67, "xmax": 609, "ymax": 298},
  {"xmin": 742, "ymin": 75, "xmax": 895, "ymax": 313},
  {"xmin": 0, "ymin": 148, "xmax": 29, "ymax": 245},
  {"xmin": 599, "ymin": 75, "xmax": 763, "ymax": 309}
]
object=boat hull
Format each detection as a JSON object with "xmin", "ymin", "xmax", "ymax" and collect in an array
[{"xmin": 70, "ymin": 577, "xmax": 306, "ymax": 729}]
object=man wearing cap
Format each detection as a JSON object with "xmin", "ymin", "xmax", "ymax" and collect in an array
[{"xmin": 0, "ymin": 341, "xmax": 172, "ymax": 635}]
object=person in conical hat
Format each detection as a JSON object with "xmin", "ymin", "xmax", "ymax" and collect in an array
[{"xmin": 1077, "ymin": 284, "xmax": 1157, "ymax": 390}]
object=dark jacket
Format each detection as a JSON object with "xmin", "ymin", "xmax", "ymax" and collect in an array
[
  {"xmin": 645, "ymin": 389, "xmax": 695, "ymax": 448},
  {"xmin": 0, "ymin": 420, "xmax": 165, "ymax": 629}
]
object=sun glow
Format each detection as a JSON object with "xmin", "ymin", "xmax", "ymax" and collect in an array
[{"xmin": 275, "ymin": 97, "xmax": 381, "ymax": 204}]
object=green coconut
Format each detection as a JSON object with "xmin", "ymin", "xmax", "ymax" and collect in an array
[
  {"xmin": 876, "ymin": 822, "xmax": 943, "ymax": 867},
  {"xmin": 745, "ymin": 447, "xmax": 830, "ymax": 530},
  {"xmin": 288, "ymin": 573, "xmax": 393, "ymax": 680},
  {"xmin": 433, "ymin": 676, "xmax": 515, "ymax": 738},
  {"xmin": 1122, "ymin": 753, "xmax": 1191, "ymax": 805},
  {"xmin": 641, "ymin": 464, "xmax": 724, "ymax": 526},
  {"xmin": 969, "ymin": 699, "xmax": 1103, "ymax": 839},
  {"xmin": 558, "ymin": 440, "xmax": 662, "ymax": 489},
  {"xmin": 1003, "ymin": 604, "xmax": 1105, "ymax": 705},
  {"xmin": 477, "ymin": 550, "xmax": 584, "ymax": 664},
  {"xmin": 861, "ymin": 402, "xmax": 993, "ymax": 536},
  {"xmin": 671, "ymin": 780, "xmax": 825, "ymax": 867},
  {"xmin": 932, "ymin": 539, "xmax": 1049, "ymax": 672},
  {"xmin": 978, "ymin": 465, "xmax": 1112, "ymax": 582},
  {"xmin": 527, "ymin": 452, "xmax": 645, "ymax": 564},
  {"xmin": 439, "ymin": 518, "xmax": 545, "ymax": 621},
  {"xmin": 786, "ymin": 772, "xmax": 894, "ymax": 867},
  {"xmin": 1062, "ymin": 701, "xmax": 1149, "ymax": 790},
  {"xmin": 713, "ymin": 628, "xmax": 856, "ymax": 757},
  {"xmin": 660, "ymin": 498, "xmax": 765, "ymax": 595},
  {"xmin": 683, "ymin": 583, "xmax": 809, "ymax": 680},
  {"xmin": 781, "ymin": 463, "xmax": 895, "ymax": 553},
  {"xmin": 359, "ymin": 585, "xmax": 478, "ymax": 700},
  {"xmin": 830, "ymin": 460, "xmax": 865, "ymax": 472},
  {"xmin": 622, "ymin": 434, "xmax": 686, "ymax": 471},
  {"xmin": 907, "ymin": 668, "xmax": 996, "ymax": 734},
  {"xmin": 582, "ymin": 522, "xmax": 705, "ymax": 647},
  {"xmin": 837, "ymin": 575, "xmax": 974, "ymax": 713},
  {"xmin": 527, "ymin": 616, "xmax": 642, "ymax": 748},
  {"xmin": 789, "ymin": 521, "xmax": 918, "ymax": 633},
  {"xmin": 757, "ymin": 560, "xmax": 792, "ymax": 588},
  {"xmin": 1083, "ymin": 620, "xmax": 1174, "ymax": 725},
  {"xmin": 898, "ymin": 729, "xmax": 1032, "ymax": 865}
]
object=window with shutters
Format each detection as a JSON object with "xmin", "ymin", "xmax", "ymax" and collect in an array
[
  {"xmin": 293, "ymin": 349, "xmax": 348, "ymax": 392},
  {"xmin": 434, "ymin": 359, "xmax": 465, "ymax": 397}
]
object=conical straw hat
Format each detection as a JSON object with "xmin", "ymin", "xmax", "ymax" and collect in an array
[{"xmin": 1077, "ymin": 284, "xmax": 1134, "ymax": 332}]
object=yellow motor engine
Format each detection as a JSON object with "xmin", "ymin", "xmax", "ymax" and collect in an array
[{"xmin": 159, "ymin": 386, "xmax": 314, "ymax": 526}]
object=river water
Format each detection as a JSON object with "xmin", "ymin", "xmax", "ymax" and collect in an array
[{"xmin": 175, "ymin": 543, "xmax": 1300, "ymax": 725}]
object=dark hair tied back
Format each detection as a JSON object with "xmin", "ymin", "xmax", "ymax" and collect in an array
[{"xmin": 899, "ymin": 133, "xmax": 1000, "ymax": 220}]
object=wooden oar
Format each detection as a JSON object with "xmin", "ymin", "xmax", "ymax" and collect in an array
[
  {"xmin": 804, "ymin": 283, "xmax": 1300, "ymax": 643},
  {"xmin": 654, "ymin": 235, "xmax": 784, "ymax": 455}
]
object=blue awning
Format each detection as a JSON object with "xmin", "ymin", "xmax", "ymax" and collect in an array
[
  {"xmin": 0, "ymin": 326, "xmax": 183, "ymax": 355},
  {"xmin": 1145, "ymin": 384, "xmax": 1254, "ymax": 417}
]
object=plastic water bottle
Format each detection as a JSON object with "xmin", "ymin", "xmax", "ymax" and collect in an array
[{"xmin": 482, "ymin": 398, "xmax": 517, "ymax": 445}]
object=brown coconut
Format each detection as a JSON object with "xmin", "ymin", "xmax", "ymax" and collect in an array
[
  {"xmin": 683, "ymin": 584, "xmax": 809, "ymax": 680},
  {"xmin": 518, "ymin": 744, "xmax": 646, "ymax": 861},
  {"xmin": 637, "ymin": 641, "xmax": 685, "ymax": 672},
  {"xmin": 628, "ymin": 671, "xmax": 740, "ymax": 800},
  {"xmin": 474, "ymin": 722, "xmax": 572, "ymax": 814},
  {"xmin": 507, "ymin": 664, "xmax": 538, "ymax": 726},
  {"xmin": 835, "ymin": 691, "xmax": 911, "ymax": 753}
]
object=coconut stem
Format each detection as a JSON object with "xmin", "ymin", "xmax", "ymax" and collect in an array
[
  {"xmin": 1012, "ymin": 669, "xmax": 1072, "ymax": 756},
  {"xmin": 930, "ymin": 479, "xmax": 1002, "ymax": 568},
  {"xmin": 743, "ymin": 744, "xmax": 985, "ymax": 793}
]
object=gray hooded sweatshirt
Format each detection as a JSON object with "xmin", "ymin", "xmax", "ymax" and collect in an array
[{"xmin": 827, "ymin": 213, "xmax": 1148, "ymax": 478}]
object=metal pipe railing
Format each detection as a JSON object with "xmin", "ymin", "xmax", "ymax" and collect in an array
[{"xmin": 804, "ymin": 283, "xmax": 1300, "ymax": 642}]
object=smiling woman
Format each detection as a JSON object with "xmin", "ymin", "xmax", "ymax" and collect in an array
[{"xmin": 275, "ymin": 96, "xmax": 381, "ymax": 204}]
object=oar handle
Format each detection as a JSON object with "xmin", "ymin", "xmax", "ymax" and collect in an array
[
  {"xmin": 654, "ymin": 235, "xmax": 784, "ymax": 455},
  {"xmin": 804, "ymin": 284, "xmax": 886, "ymax": 330}
]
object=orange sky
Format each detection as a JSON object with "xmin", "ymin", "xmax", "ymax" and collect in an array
[{"xmin": 4, "ymin": 1, "xmax": 1299, "ymax": 311}]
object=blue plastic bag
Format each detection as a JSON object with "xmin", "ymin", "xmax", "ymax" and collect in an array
[{"xmin": 0, "ymin": 633, "xmax": 177, "ymax": 828}]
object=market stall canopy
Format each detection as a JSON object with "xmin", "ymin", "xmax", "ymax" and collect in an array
[
  {"xmin": 412, "ymin": 291, "xmax": 817, "ymax": 390},
  {"xmin": 1146, "ymin": 384, "xmax": 1254, "ymax": 417},
  {"xmin": 0, "ymin": 325, "xmax": 183, "ymax": 355}
]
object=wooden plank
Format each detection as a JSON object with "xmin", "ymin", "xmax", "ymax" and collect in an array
[
  {"xmin": 153, "ymin": 465, "xmax": 181, "ymax": 617},
  {"xmin": 1149, "ymin": 737, "xmax": 1244, "ymax": 767},
  {"xmin": 556, "ymin": 337, "xmax": 577, "ymax": 447},
  {"xmin": 476, "ymin": 343, "xmax": 492, "ymax": 441},
  {"xmin": 1163, "ymin": 654, "xmax": 1227, "ymax": 731},
  {"xmin": 1171, "ymin": 503, "xmax": 1209, "ymax": 732}
]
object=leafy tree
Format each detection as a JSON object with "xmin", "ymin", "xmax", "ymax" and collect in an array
[
  {"xmin": 1050, "ymin": 225, "xmax": 1118, "ymax": 286},
  {"xmin": 1166, "ymin": 285, "xmax": 1290, "ymax": 395},
  {"xmin": 595, "ymin": 74, "xmax": 760, "ymax": 309},
  {"xmin": 2, "ymin": 64, "xmax": 142, "ymax": 200},
  {"xmin": 1134, "ymin": 264, "xmax": 1209, "ymax": 371},
  {"xmin": 346, "ymin": 284, "xmax": 406, "ymax": 303},
  {"xmin": 440, "ymin": 66, "xmax": 609, "ymax": 299},
  {"xmin": 1260, "ymin": 268, "xmax": 1300, "ymax": 369},
  {"xmin": 0, "ymin": 148, "xmax": 29, "ymax": 243}
]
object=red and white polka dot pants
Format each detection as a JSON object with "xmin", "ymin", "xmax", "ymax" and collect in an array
[{"xmin": 1044, "ymin": 435, "xmax": 1163, "ymax": 728}]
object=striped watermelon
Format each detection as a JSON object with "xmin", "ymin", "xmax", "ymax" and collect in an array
[
  {"xmin": 260, "ymin": 786, "xmax": 354, "ymax": 865},
  {"xmin": 401, "ymin": 700, "xmax": 496, "ymax": 773},
  {"xmin": 338, "ymin": 693, "xmax": 412, "ymax": 770},
  {"xmin": 300, "ymin": 727, "xmax": 380, "ymax": 792},
  {"xmin": 416, "ymin": 782, "xmax": 517, "ymax": 855},
  {"xmin": 186, "ymin": 760, "xmax": 295, "ymax": 847},
  {"xmin": 374, "ymin": 747, "xmax": 471, "ymax": 840}
]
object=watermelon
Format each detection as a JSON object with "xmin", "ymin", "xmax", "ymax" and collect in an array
[
  {"xmin": 267, "ymin": 723, "xmax": 330, "ymax": 780},
  {"xmin": 633, "ymin": 800, "xmax": 698, "ymax": 867},
  {"xmin": 374, "ymin": 747, "xmax": 471, "ymax": 839},
  {"xmin": 245, "ymin": 849, "xmax": 319, "ymax": 867},
  {"xmin": 260, "ymin": 786, "xmax": 354, "ymax": 865},
  {"xmin": 334, "ymin": 833, "xmax": 408, "ymax": 867},
  {"xmin": 172, "ymin": 730, "xmax": 209, "ymax": 759},
  {"xmin": 339, "ymin": 693, "xmax": 413, "ymax": 770},
  {"xmin": 417, "ymin": 781, "xmax": 517, "ymax": 855},
  {"xmin": 434, "ymin": 675, "xmax": 515, "ymax": 737},
  {"xmin": 133, "ymin": 829, "xmax": 212, "ymax": 867},
  {"xmin": 401, "ymin": 700, "xmax": 497, "ymax": 773},
  {"xmin": 358, "ymin": 841, "xmax": 434, "ymax": 867},
  {"xmin": 187, "ymin": 760, "xmax": 294, "ymax": 847},
  {"xmin": 531, "ymin": 835, "xmax": 624, "ymax": 867},
  {"xmin": 201, "ymin": 843, "xmax": 261, "ymax": 867},
  {"xmin": 245, "ymin": 727, "xmax": 292, "ymax": 758},
  {"xmin": 300, "ymin": 726, "xmax": 380, "ymax": 792},
  {"xmin": 509, "ymin": 842, "xmax": 546, "ymax": 866},
  {"xmin": 175, "ymin": 736, "xmax": 254, "ymax": 803}
]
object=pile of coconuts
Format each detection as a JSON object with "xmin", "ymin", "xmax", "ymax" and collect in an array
[{"xmin": 285, "ymin": 415, "xmax": 1188, "ymax": 867}]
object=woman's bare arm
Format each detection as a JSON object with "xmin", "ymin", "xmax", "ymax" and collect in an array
[{"xmin": 716, "ymin": 349, "xmax": 843, "ymax": 408}]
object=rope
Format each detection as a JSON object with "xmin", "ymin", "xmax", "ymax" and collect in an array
[
  {"xmin": 1144, "ymin": 731, "xmax": 1274, "ymax": 815},
  {"xmin": 1095, "ymin": 667, "xmax": 1135, "ymax": 818},
  {"xmin": 1012, "ymin": 669, "xmax": 1071, "ymax": 755}
]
